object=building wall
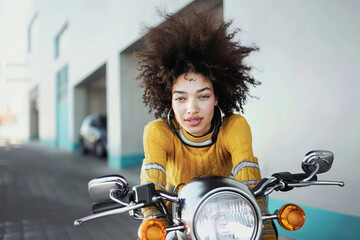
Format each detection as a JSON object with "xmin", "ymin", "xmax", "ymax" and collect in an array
[
  {"xmin": 25, "ymin": 0, "xmax": 193, "ymax": 151},
  {"xmin": 0, "ymin": 0, "xmax": 30, "ymax": 141},
  {"xmin": 224, "ymin": 0, "xmax": 360, "ymax": 238},
  {"xmin": 88, "ymin": 87, "xmax": 106, "ymax": 115}
]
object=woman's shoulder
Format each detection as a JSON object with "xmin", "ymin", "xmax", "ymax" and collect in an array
[
  {"xmin": 220, "ymin": 114, "xmax": 253, "ymax": 146},
  {"xmin": 146, "ymin": 118, "xmax": 168, "ymax": 127},
  {"xmin": 144, "ymin": 119, "xmax": 173, "ymax": 138},
  {"xmin": 221, "ymin": 114, "xmax": 252, "ymax": 137},
  {"xmin": 222, "ymin": 114, "xmax": 249, "ymax": 129}
]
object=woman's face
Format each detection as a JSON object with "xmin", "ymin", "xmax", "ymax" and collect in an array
[{"xmin": 172, "ymin": 72, "xmax": 217, "ymax": 137}]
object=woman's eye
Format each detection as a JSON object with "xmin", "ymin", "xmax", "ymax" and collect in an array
[
  {"xmin": 175, "ymin": 97, "xmax": 185, "ymax": 101},
  {"xmin": 199, "ymin": 95, "xmax": 210, "ymax": 100}
]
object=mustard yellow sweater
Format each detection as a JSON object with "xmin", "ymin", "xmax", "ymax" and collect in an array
[{"xmin": 141, "ymin": 114, "xmax": 276, "ymax": 239}]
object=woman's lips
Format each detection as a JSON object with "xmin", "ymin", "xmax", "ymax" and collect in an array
[{"xmin": 185, "ymin": 117, "xmax": 202, "ymax": 126}]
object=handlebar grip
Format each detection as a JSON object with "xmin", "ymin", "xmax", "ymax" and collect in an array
[
  {"xmin": 92, "ymin": 202, "xmax": 123, "ymax": 214},
  {"xmin": 271, "ymin": 172, "xmax": 316, "ymax": 192},
  {"xmin": 272, "ymin": 172, "xmax": 296, "ymax": 182},
  {"xmin": 291, "ymin": 173, "xmax": 317, "ymax": 181},
  {"xmin": 272, "ymin": 172, "xmax": 317, "ymax": 182},
  {"xmin": 251, "ymin": 178, "xmax": 270, "ymax": 196},
  {"xmin": 271, "ymin": 172, "xmax": 295, "ymax": 191}
]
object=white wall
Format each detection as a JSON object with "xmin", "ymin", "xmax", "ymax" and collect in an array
[
  {"xmin": 120, "ymin": 50, "xmax": 155, "ymax": 156},
  {"xmin": 224, "ymin": 0, "xmax": 360, "ymax": 216},
  {"xmin": 0, "ymin": 0, "xmax": 30, "ymax": 140},
  {"xmin": 99, "ymin": 0, "xmax": 193, "ymax": 158},
  {"xmin": 88, "ymin": 87, "xmax": 106, "ymax": 115},
  {"xmin": 23, "ymin": 0, "xmax": 193, "ymax": 151}
]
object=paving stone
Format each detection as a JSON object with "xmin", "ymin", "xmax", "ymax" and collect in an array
[
  {"xmin": 2, "ymin": 232, "xmax": 22, "ymax": 240},
  {"xmin": 0, "ymin": 142, "xmax": 141, "ymax": 240}
]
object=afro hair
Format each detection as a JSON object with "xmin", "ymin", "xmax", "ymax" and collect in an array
[{"xmin": 134, "ymin": 7, "xmax": 260, "ymax": 119}]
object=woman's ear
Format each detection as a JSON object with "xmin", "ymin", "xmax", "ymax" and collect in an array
[{"xmin": 215, "ymin": 97, "xmax": 218, "ymax": 106}]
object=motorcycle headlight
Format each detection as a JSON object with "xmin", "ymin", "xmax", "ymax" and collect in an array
[{"xmin": 194, "ymin": 192, "xmax": 258, "ymax": 240}]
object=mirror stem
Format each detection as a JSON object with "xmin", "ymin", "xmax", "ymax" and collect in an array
[
  {"xmin": 109, "ymin": 189, "xmax": 129, "ymax": 206},
  {"xmin": 303, "ymin": 162, "xmax": 320, "ymax": 182}
]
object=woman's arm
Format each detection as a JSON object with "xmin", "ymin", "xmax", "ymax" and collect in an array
[
  {"xmin": 140, "ymin": 121, "xmax": 170, "ymax": 221},
  {"xmin": 141, "ymin": 121, "xmax": 168, "ymax": 190},
  {"xmin": 225, "ymin": 115, "xmax": 276, "ymax": 239}
]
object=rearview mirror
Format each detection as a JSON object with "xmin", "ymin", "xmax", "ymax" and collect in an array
[
  {"xmin": 301, "ymin": 150, "xmax": 334, "ymax": 174},
  {"xmin": 88, "ymin": 175, "xmax": 129, "ymax": 202}
]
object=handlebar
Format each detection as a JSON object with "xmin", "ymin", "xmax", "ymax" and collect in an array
[
  {"xmin": 92, "ymin": 201, "xmax": 123, "ymax": 214},
  {"xmin": 154, "ymin": 190, "xmax": 179, "ymax": 203},
  {"xmin": 75, "ymin": 185, "xmax": 180, "ymax": 227},
  {"xmin": 76, "ymin": 171, "xmax": 345, "ymax": 227},
  {"xmin": 252, "ymin": 171, "xmax": 345, "ymax": 198},
  {"xmin": 74, "ymin": 202, "xmax": 146, "ymax": 226}
]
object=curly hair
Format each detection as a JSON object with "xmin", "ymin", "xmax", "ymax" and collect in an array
[{"xmin": 134, "ymin": 8, "xmax": 260, "ymax": 119}]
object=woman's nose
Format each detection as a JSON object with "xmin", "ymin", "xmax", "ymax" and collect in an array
[{"xmin": 187, "ymin": 99, "xmax": 200, "ymax": 114}]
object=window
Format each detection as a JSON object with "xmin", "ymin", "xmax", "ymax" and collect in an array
[
  {"xmin": 28, "ymin": 13, "xmax": 38, "ymax": 54},
  {"xmin": 55, "ymin": 22, "xmax": 68, "ymax": 59},
  {"xmin": 56, "ymin": 65, "xmax": 68, "ymax": 103}
]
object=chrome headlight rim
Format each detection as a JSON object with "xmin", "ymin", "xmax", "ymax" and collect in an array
[{"xmin": 192, "ymin": 187, "xmax": 263, "ymax": 240}]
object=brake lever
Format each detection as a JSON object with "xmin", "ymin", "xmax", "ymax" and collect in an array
[
  {"xmin": 253, "ymin": 172, "xmax": 344, "ymax": 197},
  {"xmin": 287, "ymin": 180, "xmax": 345, "ymax": 187},
  {"xmin": 263, "ymin": 182, "xmax": 286, "ymax": 196},
  {"xmin": 252, "ymin": 177, "xmax": 279, "ymax": 197},
  {"xmin": 74, "ymin": 202, "xmax": 145, "ymax": 226}
]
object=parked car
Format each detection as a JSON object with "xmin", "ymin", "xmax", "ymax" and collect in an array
[{"xmin": 79, "ymin": 114, "xmax": 107, "ymax": 158}]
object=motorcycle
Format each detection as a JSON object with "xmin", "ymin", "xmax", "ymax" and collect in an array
[{"xmin": 74, "ymin": 150, "xmax": 344, "ymax": 240}]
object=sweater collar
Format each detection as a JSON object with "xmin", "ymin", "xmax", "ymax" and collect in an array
[{"xmin": 181, "ymin": 125, "xmax": 214, "ymax": 143}]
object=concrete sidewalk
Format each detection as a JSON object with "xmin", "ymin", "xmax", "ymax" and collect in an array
[{"xmin": 0, "ymin": 141, "xmax": 141, "ymax": 240}]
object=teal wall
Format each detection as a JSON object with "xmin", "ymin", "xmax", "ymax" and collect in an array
[
  {"xmin": 108, "ymin": 154, "xmax": 143, "ymax": 169},
  {"xmin": 56, "ymin": 101, "xmax": 69, "ymax": 149},
  {"xmin": 268, "ymin": 199, "xmax": 360, "ymax": 240},
  {"xmin": 41, "ymin": 139, "xmax": 56, "ymax": 148},
  {"xmin": 29, "ymin": 135, "xmax": 39, "ymax": 140},
  {"xmin": 70, "ymin": 142, "xmax": 78, "ymax": 151}
]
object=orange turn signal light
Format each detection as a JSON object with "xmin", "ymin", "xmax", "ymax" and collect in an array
[
  {"xmin": 138, "ymin": 219, "xmax": 167, "ymax": 240},
  {"xmin": 278, "ymin": 204, "xmax": 306, "ymax": 231}
]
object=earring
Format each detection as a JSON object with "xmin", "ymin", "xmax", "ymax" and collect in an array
[
  {"xmin": 215, "ymin": 105, "xmax": 223, "ymax": 125},
  {"xmin": 167, "ymin": 109, "xmax": 180, "ymax": 132}
]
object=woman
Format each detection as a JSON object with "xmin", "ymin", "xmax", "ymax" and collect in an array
[{"xmin": 135, "ymin": 8, "xmax": 276, "ymax": 240}]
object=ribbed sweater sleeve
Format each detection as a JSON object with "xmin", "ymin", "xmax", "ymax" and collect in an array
[
  {"xmin": 224, "ymin": 115, "xmax": 276, "ymax": 239},
  {"xmin": 141, "ymin": 121, "xmax": 167, "ymax": 192}
]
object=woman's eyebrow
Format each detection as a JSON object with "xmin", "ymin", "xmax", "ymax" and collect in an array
[
  {"xmin": 173, "ymin": 90, "xmax": 187, "ymax": 95},
  {"xmin": 197, "ymin": 87, "xmax": 212, "ymax": 93},
  {"xmin": 173, "ymin": 87, "xmax": 212, "ymax": 95}
]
